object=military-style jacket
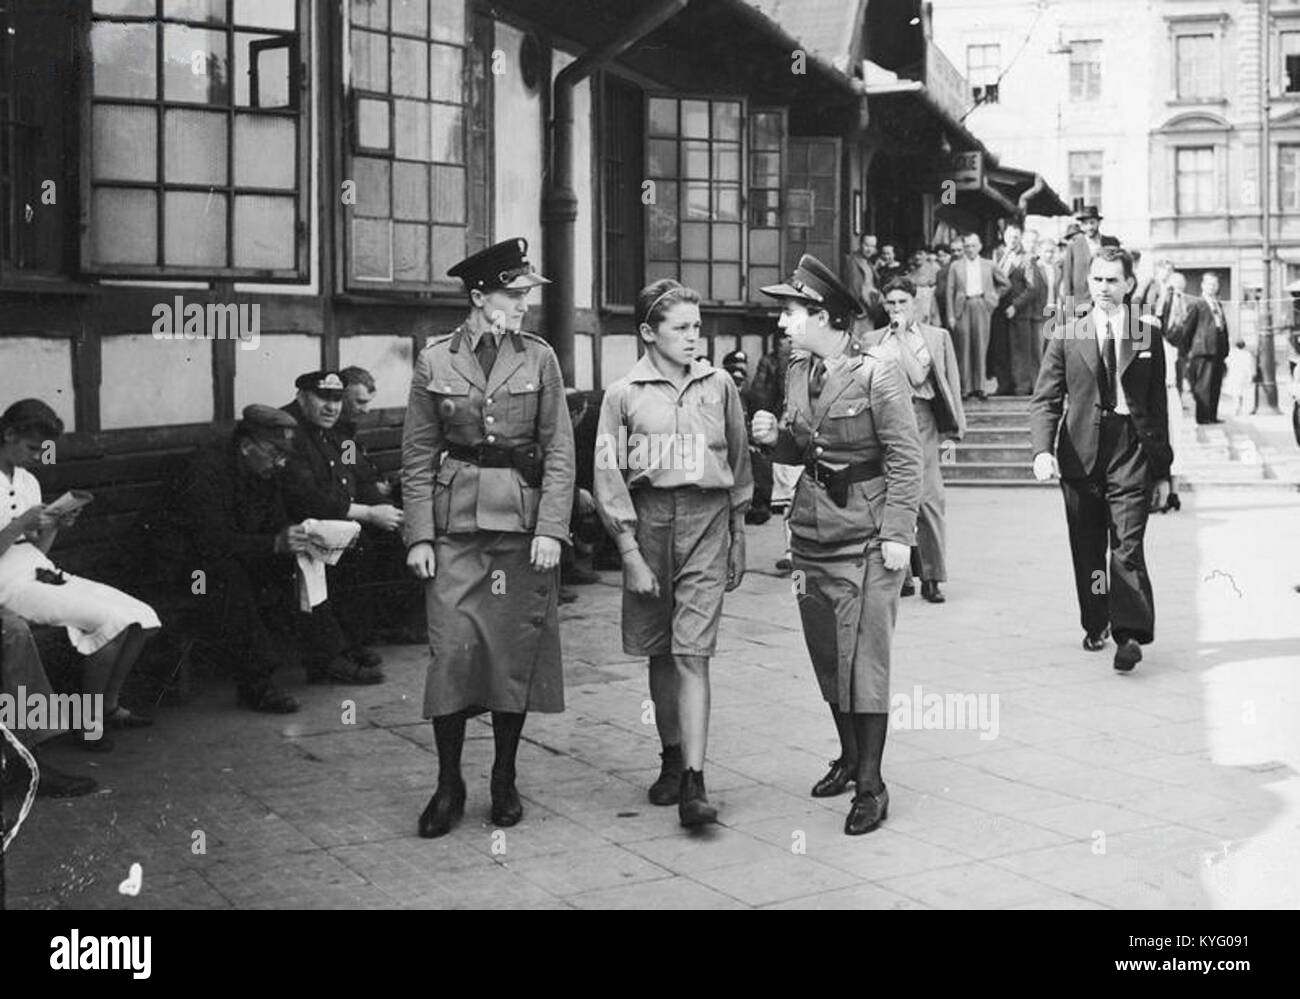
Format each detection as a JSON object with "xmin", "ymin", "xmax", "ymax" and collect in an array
[
  {"xmin": 401, "ymin": 324, "xmax": 575, "ymax": 544},
  {"xmin": 280, "ymin": 399, "xmax": 385, "ymax": 522},
  {"xmin": 770, "ymin": 341, "xmax": 923, "ymax": 548}
]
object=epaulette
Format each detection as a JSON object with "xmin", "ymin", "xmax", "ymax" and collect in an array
[{"xmin": 422, "ymin": 331, "xmax": 456, "ymax": 350}]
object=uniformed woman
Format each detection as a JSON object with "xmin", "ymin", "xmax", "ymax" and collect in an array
[
  {"xmin": 402, "ymin": 238, "xmax": 576, "ymax": 838},
  {"xmin": 751, "ymin": 256, "xmax": 923, "ymax": 835},
  {"xmin": 594, "ymin": 279, "xmax": 752, "ymax": 828}
]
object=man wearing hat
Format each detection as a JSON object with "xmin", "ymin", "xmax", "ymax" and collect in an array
[
  {"xmin": 280, "ymin": 369, "xmax": 403, "ymax": 682},
  {"xmin": 1060, "ymin": 205, "xmax": 1113, "ymax": 313},
  {"xmin": 138, "ymin": 405, "xmax": 329, "ymax": 713},
  {"xmin": 402, "ymin": 236, "xmax": 575, "ymax": 838},
  {"xmin": 751, "ymin": 254, "xmax": 923, "ymax": 836}
]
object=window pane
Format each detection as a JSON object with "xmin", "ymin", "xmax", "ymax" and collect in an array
[
  {"xmin": 751, "ymin": 151, "xmax": 780, "ymax": 188},
  {"xmin": 750, "ymin": 228, "xmax": 780, "ymax": 264},
  {"xmin": 648, "ymin": 181, "xmax": 679, "ymax": 258},
  {"xmin": 351, "ymin": 0, "xmax": 388, "ymax": 30},
  {"xmin": 430, "ymin": 102, "xmax": 464, "ymax": 162},
  {"xmin": 681, "ymin": 222, "xmax": 708, "ymax": 260},
  {"xmin": 235, "ymin": 115, "xmax": 296, "ymax": 189},
  {"xmin": 684, "ymin": 181, "xmax": 710, "ymax": 220},
  {"xmin": 238, "ymin": 36, "xmax": 292, "ymax": 108},
  {"xmin": 393, "ymin": 161, "xmax": 430, "ymax": 220},
  {"xmin": 394, "ymin": 222, "xmax": 430, "ymax": 281},
  {"xmin": 748, "ymin": 266, "xmax": 779, "ymax": 296},
  {"xmin": 712, "ymin": 102, "xmax": 741, "ymax": 142},
  {"xmin": 165, "ymin": 26, "xmax": 231, "ymax": 104},
  {"xmin": 648, "ymin": 139, "xmax": 677, "ymax": 177},
  {"xmin": 431, "ymin": 223, "xmax": 466, "ymax": 278},
  {"xmin": 93, "ymin": 105, "xmax": 157, "ymax": 182},
  {"xmin": 431, "ymin": 164, "xmax": 465, "ymax": 223},
  {"xmin": 165, "ymin": 0, "xmax": 226, "ymax": 22},
  {"xmin": 715, "ymin": 186, "xmax": 741, "ymax": 222},
  {"xmin": 92, "ymin": 188, "xmax": 157, "ymax": 265},
  {"xmin": 395, "ymin": 99, "xmax": 431, "ymax": 159},
  {"xmin": 752, "ymin": 111, "xmax": 782, "ymax": 150},
  {"xmin": 235, "ymin": 194, "xmax": 296, "ymax": 269},
  {"xmin": 682, "ymin": 262, "xmax": 709, "ymax": 296},
  {"xmin": 430, "ymin": 0, "xmax": 465, "ymax": 43},
  {"xmin": 682, "ymin": 140, "xmax": 709, "ymax": 179},
  {"xmin": 91, "ymin": 22, "xmax": 157, "ymax": 99},
  {"xmin": 94, "ymin": 0, "xmax": 154, "ymax": 13},
  {"xmin": 352, "ymin": 29, "xmax": 389, "ymax": 91},
  {"xmin": 352, "ymin": 218, "xmax": 393, "ymax": 279},
  {"xmin": 165, "ymin": 191, "xmax": 228, "ymax": 267},
  {"xmin": 352, "ymin": 156, "xmax": 392, "ymax": 217},
  {"xmin": 712, "ymin": 223, "xmax": 740, "ymax": 260},
  {"xmin": 357, "ymin": 97, "xmax": 391, "ymax": 149},
  {"xmin": 234, "ymin": 0, "xmax": 295, "ymax": 30},
  {"xmin": 392, "ymin": 36, "xmax": 428, "ymax": 97},
  {"xmin": 646, "ymin": 260, "xmax": 678, "ymax": 284},
  {"xmin": 682, "ymin": 99, "xmax": 709, "ymax": 139},
  {"xmin": 648, "ymin": 98, "xmax": 677, "ymax": 137},
  {"xmin": 711, "ymin": 263, "xmax": 740, "ymax": 301},
  {"xmin": 713, "ymin": 145, "xmax": 740, "ymax": 182},
  {"xmin": 164, "ymin": 109, "xmax": 229, "ymax": 184},
  {"xmin": 392, "ymin": 0, "xmax": 429, "ymax": 36},
  {"xmin": 430, "ymin": 44, "xmax": 462, "ymax": 102}
]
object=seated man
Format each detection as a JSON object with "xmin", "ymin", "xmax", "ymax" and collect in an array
[
  {"xmin": 281, "ymin": 371, "xmax": 404, "ymax": 672},
  {"xmin": 1, "ymin": 608, "xmax": 97, "ymax": 797},
  {"xmin": 139, "ymin": 405, "xmax": 378, "ymax": 709}
]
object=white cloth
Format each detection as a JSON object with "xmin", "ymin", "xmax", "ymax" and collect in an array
[
  {"xmin": 294, "ymin": 518, "xmax": 361, "ymax": 611},
  {"xmin": 1163, "ymin": 339, "xmax": 1185, "ymax": 476},
  {"xmin": 963, "ymin": 257, "xmax": 983, "ymax": 296},
  {"xmin": 1092, "ymin": 306, "xmax": 1130, "ymax": 416},
  {"xmin": 1225, "ymin": 347, "xmax": 1255, "ymax": 399},
  {"xmin": 0, "ymin": 466, "xmax": 159, "ymax": 653}
]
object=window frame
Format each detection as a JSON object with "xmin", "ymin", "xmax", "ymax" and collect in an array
[
  {"xmin": 1279, "ymin": 143, "xmax": 1300, "ymax": 212},
  {"xmin": 1280, "ymin": 28, "xmax": 1300, "ymax": 96},
  {"xmin": 1174, "ymin": 144, "xmax": 1218, "ymax": 216},
  {"xmin": 746, "ymin": 106, "xmax": 786, "ymax": 306},
  {"xmin": 965, "ymin": 43, "xmax": 1000, "ymax": 90},
  {"xmin": 79, "ymin": 0, "xmax": 312, "ymax": 282},
  {"xmin": 1173, "ymin": 32, "xmax": 1218, "ymax": 101},
  {"xmin": 1068, "ymin": 39, "xmax": 1102, "ymax": 103},
  {"xmin": 1067, "ymin": 149, "xmax": 1103, "ymax": 210}
]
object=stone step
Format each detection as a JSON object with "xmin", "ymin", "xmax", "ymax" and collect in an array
[
  {"xmin": 965, "ymin": 411, "xmax": 1035, "ymax": 428},
  {"xmin": 949, "ymin": 443, "xmax": 1036, "ymax": 463},
  {"xmin": 963, "ymin": 427, "xmax": 1031, "ymax": 444},
  {"xmin": 941, "ymin": 461, "xmax": 1038, "ymax": 482}
]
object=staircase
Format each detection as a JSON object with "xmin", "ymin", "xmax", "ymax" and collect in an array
[{"xmin": 941, "ymin": 397, "xmax": 1042, "ymax": 486}]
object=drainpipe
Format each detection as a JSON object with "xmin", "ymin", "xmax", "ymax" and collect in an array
[{"xmin": 543, "ymin": 0, "xmax": 691, "ymax": 385}]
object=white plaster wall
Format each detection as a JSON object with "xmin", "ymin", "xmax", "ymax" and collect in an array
[
  {"xmin": 234, "ymin": 334, "xmax": 322, "ymax": 411},
  {"xmin": 101, "ymin": 334, "xmax": 214, "ymax": 429},
  {"xmin": 339, "ymin": 334, "xmax": 416, "ymax": 409},
  {"xmin": 0, "ymin": 339, "xmax": 76, "ymax": 430}
]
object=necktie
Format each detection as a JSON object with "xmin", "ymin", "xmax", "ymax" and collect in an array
[
  {"xmin": 809, "ymin": 358, "xmax": 827, "ymax": 402},
  {"xmin": 476, "ymin": 332, "xmax": 499, "ymax": 379},
  {"xmin": 1100, "ymin": 317, "xmax": 1117, "ymax": 410}
]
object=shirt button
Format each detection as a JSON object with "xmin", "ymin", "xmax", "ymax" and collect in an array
[
  {"xmin": 815, "ymin": 446, "xmax": 824, "ymax": 456},
  {"xmin": 526, "ymin": 383, "xmax": 534, "ymax": 390}
]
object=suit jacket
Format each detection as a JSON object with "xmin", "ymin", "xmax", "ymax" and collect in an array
[
  {"xmin": 1030, "ymin": 313, "xmax": 1173, "ymax": 481},
  {"xmin": 856, "ymin": 323, "xmax": 967, "ymax": 440},
  {"xmin": 769, "ymin": 340, "xmax": 923, "ymax": 547},
  {"xmin": 1060, "ymin": 231, "xmax": 1113, "ymax": 306},
  {"xmin": 401, "ymin": 325, "xmax": 575, "ymax": 544},
  {"xmin": 1005, "ymin": 254, "xmax": 1044, "ymax": 319},
  {"xmin": 945, "ymin": 256, "xmax": 1010, "ymax": 322},
  {"xmin": 1189, "ymin": 298, "xmax": 1231, "ymax": 359},
  {"xmin": 933, "ymin": 262, "xmax": 953, "ymax": 326}
]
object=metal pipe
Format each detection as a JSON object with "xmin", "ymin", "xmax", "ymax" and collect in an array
[
  {"xmin": 1260, "ymin": 0, "xmax": 1280, "ymax": 411},
  {"xmin": 543, "ymin": 0, "xmax": 691, "ymax": 385}
]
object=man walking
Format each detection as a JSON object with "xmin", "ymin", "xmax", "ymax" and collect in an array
[
  {"xmin": 945, "ymin": 233, "xmax": 1010, "ymax": 399},
  {"xmin": 1188, "ymin": 272, "xmax": 1231, "ymax": 424},
  {"xmin": 1030, "ymin": 248, "xmax": 1172, "ymax": 673}
]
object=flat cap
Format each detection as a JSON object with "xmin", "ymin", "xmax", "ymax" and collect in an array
[{"xmin": 238, "ymin": 404, "xmax": 297, "ymax": 452}]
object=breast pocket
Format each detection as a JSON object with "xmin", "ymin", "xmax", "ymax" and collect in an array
[
  {"xmin": 824, "ymin": 396, "xmax": 873, "ymax": 444},
  {"xmin": 506, "ymin": 374, "xmax": 541, "ymax": 428},
  {"xmin": 429, "ymin": 375, "xmax": 475, "ymax": 425}
]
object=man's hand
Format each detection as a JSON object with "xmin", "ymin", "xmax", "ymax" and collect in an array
[
  {"xmin": 1005, "ymin": 305, "xmax": 1016, "ymax": 319},
  {"xmin": 575, "ymin": 488, "xmax": 596, "ymax": 517},
  {"xmin": 725, "ymin": 531, "xmax": 746, "ymax": 592},
  {"xmin": 881, "ymin": 540, "xmax": 910, "ymax": 572},
  {"xmin": 274, "ymin": 524, "xmax": 312, "ymax": 555},
  {"xmin": 530, "ymin": 535, "xmax": 561, "ymax": 572},
  {"xmin": 751, "ymin": 409, "xmax": 779, "ymax": 446},
  {"xmin": 1151, "ymin": 478, "xmax": 1172, "ymax": 511},
  {"xmin": 406, "ymin": 541, "xmax": 436, "ymax": 580},
  {"xmin": 1032, "ymin": 452, "xmax": 1059, "ymax": 482},
  {"xmin": 622, "ymin": 550, "xmax": 660, "ymax": 598},
  {"xmin": 367, "ymin": 504, "xmax": 404, "ymax": 532}
]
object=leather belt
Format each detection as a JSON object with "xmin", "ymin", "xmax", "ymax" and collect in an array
[
  {"xmin": 803, "ymin": 457, "xmax": 883, "ymax": 508},
  {"xmin": 444, "ymin": 442, "xmax": 514, "ymax": 468}
]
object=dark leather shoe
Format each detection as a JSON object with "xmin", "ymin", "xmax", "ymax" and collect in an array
[
  {"xmin": 811, "ymin": 758, "xmax": 856, "ymax": 798},
  {"xmin": 648, "ymin": 745, "xmax": 684, "ymax": 805},
  {"xmin": 1113, "ymin": 638, "xmax": 1142, "ymax": 673},
  {"xmin": 921, "ymin": 580, "xmax": 945, "ymax": 603},
  {"xmin": 418, "ymin": 779, "xmax": 466, "ymax": 838},
  {"xmin": 900, "ymin": 576, "xmax": 915, "ymax": 597},
  {"xmin": 845, "ymin": 785, "xmax": 889, "ymax": 835},
  {"xmin": 490, "ymin": 777, "xmax": 523, "ymax": 827},
  {"xmin": 1082, "ymin": 631, "xmax": 1107, "ymax": 652},
  {"xmin": 678, "ymin": 769, "xmax": 718, "ymax": 828}
]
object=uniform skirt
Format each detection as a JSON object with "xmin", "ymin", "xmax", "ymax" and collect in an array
[
  {"xmin": 0, "ymin": 544, "xmax": 160, "ymax": 655},
  {"xmin": 622, "ymin": 488, "xmax": 730, "ymax": 658},
  {"xmin": 423, "ymin": 531, "xmax": 563, "ymax": 718},
  {"xmin": 790, "ymin": 537, "xmax": 902, "ymax": 713}
]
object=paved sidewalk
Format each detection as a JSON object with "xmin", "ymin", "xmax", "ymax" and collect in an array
[{"xmin": 4, "ymin": 486, "xmax": 1299, "ymax": 909}]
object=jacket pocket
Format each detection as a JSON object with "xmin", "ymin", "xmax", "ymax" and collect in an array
[
  {"xmin": 429, "ymin": 375, "xmax": 475, "ymax": 425},
  {"xmin": 432, "ymin": 461, "xmax": 458, "ymax": 532},
  {"xmin": 506, "ymin": 374, "xmax": 541, "ymax": 427}
]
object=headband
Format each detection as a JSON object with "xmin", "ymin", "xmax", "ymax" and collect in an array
[{"xmin": 641, "ymin": 286, "xmax": 682, "ymax": 326}]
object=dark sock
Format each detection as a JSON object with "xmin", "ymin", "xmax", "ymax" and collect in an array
[
  {"xmin": 491, "ymin": 711, "xmax": 526, "ymax": 783},
  {"xmin": 830, "ymin": 705, "xmax": 858, "ymax": 769},
  {"xmin": 432, "ymin": 711, "xmax": 467, "ymax": 789},
  {"xmin": 851, "ymin": 712, "xmax": 888, "ymax": 794}
]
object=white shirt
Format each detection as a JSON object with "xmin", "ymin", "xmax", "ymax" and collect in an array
[
  {"xmin": 1092, "ymin": 306, "xmax": 1130, "ymax": 416},
  {"xmin": 963, "ymin": 257, "xmax": 983, "ymax": 296},
  {"xmin": 0, "ymin": 465, "xmax": 41, "ymax": 532}
]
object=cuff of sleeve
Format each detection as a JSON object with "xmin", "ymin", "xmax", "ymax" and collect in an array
[
  {"xmin": 880, "ymin": 512, "xmax": 917, "ymax": 547},
  {"xmin": 535, "ymin": 520, "xmax": 572, "ymax": 545},
  {"xmin": 612, "ymin": 530, "xmax": 640, "ymax": 556}
]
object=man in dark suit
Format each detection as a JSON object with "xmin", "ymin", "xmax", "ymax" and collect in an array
[
  {"xmin": 1059, "ymin": 206, "xmax": 1112, "ymax": 315},
  {"xmin": 1030, "ymin": 247, "xmax": 1172, "ymax": 673},
  {"xmin": 1187, "ymin": 272, "xmax": 1230, "ymax": 423},
  {"xmin": 844, "ymin": 234, "xmax": 886, "ymax": 328},
  {"xmin": 945, "ymin": 233, "xmax": 1011, "ymax": 398}
]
